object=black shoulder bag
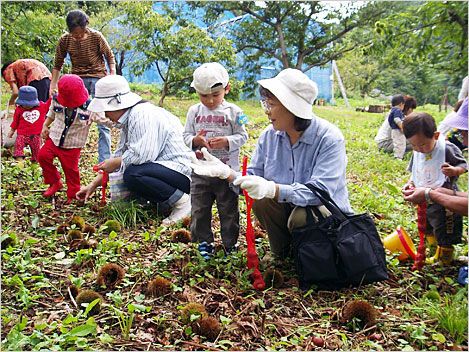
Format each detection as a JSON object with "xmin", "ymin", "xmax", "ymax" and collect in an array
[{"xmin": 291, "ymin": 183, "xmax": 388, "ymax": 290}]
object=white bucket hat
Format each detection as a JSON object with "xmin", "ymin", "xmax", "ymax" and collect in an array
[
  {"xmin": 258, "ymin": 68, "xmax": 318, "ymax": 120},
  {"xmin": 191, "ymin": 62, "xmax": 229, "ymax": 95},
  {"xmin": 88, "ymin": 75, "xmax": 142, "ymax": 112}
]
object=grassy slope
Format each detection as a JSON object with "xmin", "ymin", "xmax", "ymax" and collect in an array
[{"xmin": 1, "ymin": 84, "xmax": 467, "ymax": 351}]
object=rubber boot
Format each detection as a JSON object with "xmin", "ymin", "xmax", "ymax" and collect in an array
[
  {"xmin": 426, "ymin": 233, "xmax": 437, "ymax": 246},
  {"xmin": 426, "ymin": 245, "xmax": 454, "ymax": 265}
]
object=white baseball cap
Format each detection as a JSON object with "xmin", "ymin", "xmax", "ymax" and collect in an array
[
  {"xmin": 191, "ymin": 62, "xmax": 229, "ymax": 94},
  {"xmin": 88, "ymin": 75, "xmax": 142, "ymax": 112},
  {"xmin": 258, "ymin": 68, "xmax": 318, "ymax": 120}
]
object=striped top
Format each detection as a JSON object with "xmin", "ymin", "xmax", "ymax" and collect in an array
[
  {"xmin": 3, "ymin": 59, "xmax": 51, "ymax": 87},
  {"xmin": 47, "ymin": 98, "xmax": 112, "ymax": 149},
  {"xmin": 113, "ymin": 102, "xmax": 192, "ymax": 178},
  {"xmin": 53, "ymin": 28, "xmax": 115, "ymax": 78}
]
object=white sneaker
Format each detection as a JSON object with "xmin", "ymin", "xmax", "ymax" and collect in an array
[{"xmin": 161, "ymin": 194, "xmax": 191, "ymax": 226}]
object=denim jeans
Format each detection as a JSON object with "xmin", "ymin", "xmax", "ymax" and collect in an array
[
  {"xmin": 123, "ymin": 162, "xmax": 190, "ymax": 207},
  {"xmin": 80, "ymin": 76, "xmax": 111, "ymax": 163}
]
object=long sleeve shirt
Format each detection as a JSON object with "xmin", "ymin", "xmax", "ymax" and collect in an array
[
  {"xmin": 183, "ymin": 101, "xmax": 248, "ymax": 171},
  {"xmin": 47, "ymin": 98, "xmax": 111, "ymax": 149},
  {"xmin": 11, "ymin": 99, "xmax": 51, "ymax": 135},
  {"xmin": 113, "ymin": 102, "xmax": 192, "ymax": 178},
  {"xmin": 53, "ymin": 28, "xmax": 115, "ymax": 78},
  {"xmin": 248, "ymin": 114, "xmax": 353, "ymax": 213}
]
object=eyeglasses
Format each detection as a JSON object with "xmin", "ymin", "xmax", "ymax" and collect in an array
[{"xmin": 260, "ymin": 98, "xmax": 272, "ymax": 114}]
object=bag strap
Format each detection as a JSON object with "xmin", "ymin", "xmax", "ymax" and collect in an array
[{"xmin": 304, "ymin": 183, "xmax": 347, "ymax": 222}]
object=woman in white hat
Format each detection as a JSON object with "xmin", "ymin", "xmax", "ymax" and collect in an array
[
  {"xmin": 76, "ymin": 75, "xmax": 192, "ymax": 226},
  {"xmin": 191, "ymin": 68, "xmax": 352, "ymax": 260}
]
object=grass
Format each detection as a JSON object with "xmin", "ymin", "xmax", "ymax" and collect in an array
[{"xmin": 1, "ymin": 81, "xmax": 467, "ymax": 351}]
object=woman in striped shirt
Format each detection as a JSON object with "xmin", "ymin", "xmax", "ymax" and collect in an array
[
  {"xmin": 76, "ymin": 75, "xmax": 193, "ymax": 226},
  {"xmin": 50, "ymin": 9, "xmax": 116, "ymax": 164}
]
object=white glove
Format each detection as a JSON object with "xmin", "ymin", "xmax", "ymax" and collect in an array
[
  {"xmin": 190, "ymin": 147, "xmax": 233, "ymax": 179},
  {"xmin": 233, "ymin": 175, "xmax": 276, "ymax": 199}
]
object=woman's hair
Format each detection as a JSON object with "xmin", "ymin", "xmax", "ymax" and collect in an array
[
  {"xmin": 403, "ymin": 112, "xmax": 436, "ymax": 139},
  {"xmin": 259, "ymin": 86, "xmax": 311, "ymax": 132},
  {"xmin": 1, "ymin": 61, "xmax": 14, "ymax": 79},
  {"xmin": 66, "ymin": 10, "xmax": 89, "ymax": 32},
  {"xmin": 403, "ymin": 95, "xmax": 417, "ymax": 115}
]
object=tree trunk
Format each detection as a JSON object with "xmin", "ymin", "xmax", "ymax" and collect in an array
[
  {"xmin": 159, "ymin": 83, "xmax": 169, "ymax": 107},
  {"xmin": 274, "ymin": 22, "xmax": 289, "ymax": 68}
]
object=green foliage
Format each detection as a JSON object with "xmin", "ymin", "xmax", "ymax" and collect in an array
[
  {"xmin": 191, "ymin": 1, "xmax": 389, "ymax": 91},
  {"xmin": 372, "ymin": 2, "xmax": 467, "ymax": 79},
  {"xmin": 417, "ymin": 288, "xmax": 468, "ymax": 345},
  {"xmin": 104, "ymin": 200, "xmax": 154, "ymax": 229},
  {"xmin": 119, "ymin": 1, "xmax": 236, "ymax": 105}
]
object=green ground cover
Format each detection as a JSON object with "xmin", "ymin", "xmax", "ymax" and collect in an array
[{"xmin": 1, "ymin": 84, "xmax": 467, "ymax": 350}]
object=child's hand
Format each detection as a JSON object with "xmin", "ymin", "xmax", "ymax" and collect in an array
[
  {"xmin": 441, "ymin": 163, "xmax": 464, "ymax": 177},
  {"xmin": 193, "ymin": 129, "xmax": 210, "ymax": 149},
  {"xmin": 7, "ymin": 129, "xmax": 15, "ymax": 138},
  {"xmin": 208, "ymin": 136, "xmax": 228, "ymax": 150},
  {"xmin": 41, "ymin": 125, "xmax": 49, "ymax": 140}
]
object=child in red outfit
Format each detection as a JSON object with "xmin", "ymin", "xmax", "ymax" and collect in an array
[
  {"xmin": 37, "ymin": 74, "xmax": 112, "ymax": 203},
  {"xmin": 8, "ymin": 86, "xmax": 51, "ymax": 162}
]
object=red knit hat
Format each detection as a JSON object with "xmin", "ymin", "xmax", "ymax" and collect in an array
[{"xmin": 56, "ymin": 74, "xmax": 89, "ymax": 108}]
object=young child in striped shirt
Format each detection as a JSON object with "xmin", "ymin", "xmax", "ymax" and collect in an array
[{"xmin": 38, "ymin": 74, "xmax": 112, "ymax": 204}]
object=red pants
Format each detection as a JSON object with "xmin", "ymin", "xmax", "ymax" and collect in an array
[
  {"xmin": 37, "ymin": 138, "xmax": 81, "ymax": 199},
  {"xmin": 14, "ymin": 134, "xmax": 41, "ymax": 161}
]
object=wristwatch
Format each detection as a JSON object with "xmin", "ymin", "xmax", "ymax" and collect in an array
[{"xmin": 424, "ymin": 188, "xmax": 433, "ymax": 204}]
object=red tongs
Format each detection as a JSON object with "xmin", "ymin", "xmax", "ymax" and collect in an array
[
  {"xmin": 412, "ymin": 202, "xmax": 427, "ymax": 271},
  {"xmin": 93, "ymin": 163, "xmax": 109, "ymax": 206},
  {"xmin": 242, "ymin": 156, "xmax": 265, "ymax": 290}
]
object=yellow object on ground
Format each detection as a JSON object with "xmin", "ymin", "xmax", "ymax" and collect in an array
[
  {"xmin": 426, "ymin": 245, "xmax": 454, "ymax": 265},
  {"xmin": 383, "ymin": 226, "xmax": 416, "ymax": 261}
]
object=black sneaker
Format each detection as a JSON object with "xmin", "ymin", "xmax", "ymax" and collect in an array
[{"xmin": 225, "ymin": 244, "xmax": 239, "ymax": 255}]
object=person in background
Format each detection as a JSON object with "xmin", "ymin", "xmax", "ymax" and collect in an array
[
  {"xmin": 191, "ymin": 68, "xmax": 352, "ymax": 262},
  {"xmin": 1, "ymin": 59, "xmax": 51, "ymax": 109},
  {"xmin": 50, "ymin": 9, "xmax": 115, "ymax": 163},
  {"xmin": 38, "ymin": 74, "xmax": 112, "ymax": 204},
  {"xmin": 76, "ymin": 75, "xmax": 192, "ymax": 225},
  {"xmin": 7, "ymin": 86, "xmax": 51, "ymax": 164},
  {"xmin": 403, "ymin": 95, "xmax": 417, "ymax": 116},
  {"xmin": 402, "ymin": 111, "xmax": 467, "ymax": 265},
  {"xmin": 375, "ymin": 94, "xmax": 411, "ymax": 159},
  {"xmin": 183, "ymin": 62, "xmax": 248, "ymax": 259}
]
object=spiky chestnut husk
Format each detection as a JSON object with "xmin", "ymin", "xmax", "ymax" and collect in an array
[
  {"xmin": 147, "ymin": 276, "xmax": 171, "ymax": 297},
  {"xmin": 67, "ymin": 229, "xmax": 83, "ymax": 242},
  {"xmin": 75, "ymin": 289, "xmax": 102, "ymax": 315},
  {"xmin": 69, "ymin": 285, "xmax": 79, "ymax": 299},
  {"xmin": 70, "ymin": 215, "xmax": 85, "ymax": 231},
  {"xmin": 180, "ymin": 302, "xmax": 208, "ymax": 324},
  {"xmin": 1, "ymin": 236, "xmax": 14, "ymax": 249},
  {"xmin": 56, "ymin": 223, "xmax": 70, "ymax": 234},
  {"xmin": 192, "ymin": 316, "xmax": 221, "ymax": 341},
  {"xmin": 171, "ymin": 229, "xmax": 191, "ymax": 244},
  {"xmin": 96, "ymin": 263, "xmax": 125, "ymax": 288},
  {"xmin": 182, "ymin": 216, "xmax": 191, "ymax": 229},
  {"xmin": 102, "ymin": 219, "xmax": 121, "ymax": 234},
  {"xmin": 263, "ymin": 268, "xmax": 284, "ymax": 288},
  {"xmin": 82, "ymin": 224, "xmax": 96, "ymax": 235},
  {"xmin": 341, "ymin": 300, "xmax": 377, "ymax": 328}
]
